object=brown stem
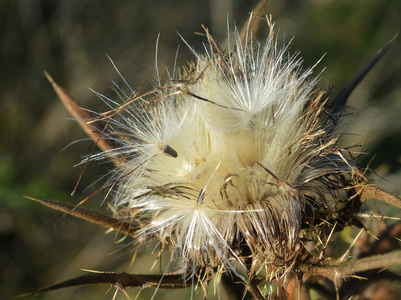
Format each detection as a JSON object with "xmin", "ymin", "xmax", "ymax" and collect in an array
[
  {"xmin": 299, "ymin": 250, "xmax": 401, "ymax": 288},
  {"xmin": 357, "ymin": 185, "xmax": 401, "ymax": 209}
]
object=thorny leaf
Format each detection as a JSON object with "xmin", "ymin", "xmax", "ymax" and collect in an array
[
  {"xmin": 26, "ymin": 272, "xmax": 190, "ymax": 296},
  {"xmin": 23, "ymin": 246, "xmax": 401, "ymax": 299},
  {"xmin": 26, "ymin": 197, "xmax": 137, "ymax": 237}
]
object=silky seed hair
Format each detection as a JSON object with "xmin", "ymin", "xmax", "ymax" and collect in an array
[{"xmin": 85, "ymin": 17, "xmax": 360, "ymax": 285}]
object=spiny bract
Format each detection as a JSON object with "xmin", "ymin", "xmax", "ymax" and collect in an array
[{"xmin": 89, "ymin": 21, "xmax": 359, "ymax": 286}]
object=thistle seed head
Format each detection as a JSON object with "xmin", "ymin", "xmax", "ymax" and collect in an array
[
  {"xmin": 32, "ymin": 7, "xmax": 401, "ymax": 298},
  {"xmin": 89, "ymin": 20, "xmax": 360, "ymax": 283}
]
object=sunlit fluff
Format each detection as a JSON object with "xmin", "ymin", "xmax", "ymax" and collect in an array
[{"xmin": 90, "ymin": 22, "xmax": 358, "ymax": 283}]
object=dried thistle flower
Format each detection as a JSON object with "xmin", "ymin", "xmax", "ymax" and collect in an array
[{"xmin": 29, "ymin": 4, "xmax": 401, "ymax": 300}]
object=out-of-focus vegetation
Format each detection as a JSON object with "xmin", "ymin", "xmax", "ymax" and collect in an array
[{"xmin": 1, "ymin": 0, "xmax": 400, "ymax": 299}]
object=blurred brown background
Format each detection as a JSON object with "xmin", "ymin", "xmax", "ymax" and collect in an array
[{"xmin": 1, "ymin": 0, "xmax": 400, "ymax": 299}]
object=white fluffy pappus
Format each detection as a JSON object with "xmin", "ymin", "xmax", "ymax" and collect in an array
[{"xmin": 88, "ymin": 21, "xmax": 360, "ymax": 288}]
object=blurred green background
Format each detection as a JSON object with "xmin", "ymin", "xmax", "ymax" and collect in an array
[{"xmin": 1, "ymin": 0, "xmax": 400, "ymax": 299}]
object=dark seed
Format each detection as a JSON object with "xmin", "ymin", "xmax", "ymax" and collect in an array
[{"xmin": 163, "ymin": 145, "xmax": 178, "ymax": 158}]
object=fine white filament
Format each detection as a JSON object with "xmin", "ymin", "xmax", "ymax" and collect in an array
[{"xmin": 89, "ymin": 21, "xmax": 357, "ymax": 288}]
